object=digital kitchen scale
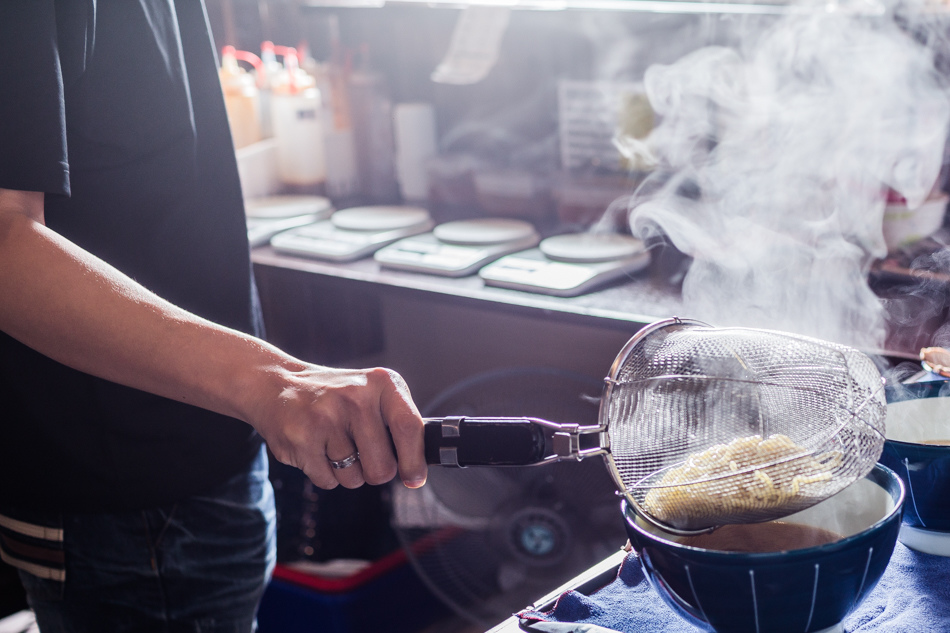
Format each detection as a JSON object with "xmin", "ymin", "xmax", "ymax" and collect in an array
[
  {"xmin": 270, "ymin": 205, "xmax": 434, "ymax": 262},
  {"xmin": 374, "ymin": 218, "xmax": 540, "ymax": 277},
  {"xmin": 245, "ymin": 195, "xmax": 334, "ymax": 247},
  {"xmin": 478, "ymin": 233, "xmax": 650, "ymax": 297}
]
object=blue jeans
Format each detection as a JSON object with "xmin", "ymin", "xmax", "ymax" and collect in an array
[{"xmin": 16, "ymin": 446, "xmax": 276, "ymax": 633}]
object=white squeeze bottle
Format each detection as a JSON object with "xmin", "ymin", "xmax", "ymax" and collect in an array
[
  {"xmin": 218, "ymin": 46, "xmax": 263, "ymax": 149},
  {"xmin": 269, "ymin": 46, "xmax": 327, "ymax": 191},
  {"xmin": 258, "ymin": 41, "xmax": 283, "ymax": 139}
]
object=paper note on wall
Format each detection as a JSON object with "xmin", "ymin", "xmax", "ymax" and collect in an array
[{"xmin": 431, "ymin": 7, "xmax": 511, "ymax": 85}]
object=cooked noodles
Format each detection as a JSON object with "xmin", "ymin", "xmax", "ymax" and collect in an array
[{"xmin": 641, "ymin": 434, "xmax": 842, "ymax": 526}]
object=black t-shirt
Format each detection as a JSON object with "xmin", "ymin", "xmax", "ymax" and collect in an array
[{"xmin": 0, "ymin": 0, "xmax": 265, "ymax": 511}]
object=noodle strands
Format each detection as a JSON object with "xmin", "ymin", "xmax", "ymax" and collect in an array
[{"xmin": 642, "ymin": 434, "xmax": 843, "ymax": 526}]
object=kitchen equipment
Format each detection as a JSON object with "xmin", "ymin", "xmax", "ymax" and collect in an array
[
  {"xmin": 348, "ymin": 64, "xmax": 400, "ymax": 204},
  {"xmin": 392, "ymin": 367, "xmax": 627, "ymax": 627},
  {"xmin": 270, "ymin": 205, "xmax": 433, "ymax": 262},
  {"xmin": 245, "ymin": 195, "xmax": 334, "ymax": 247},
  {"xmin": 393, "ymin": 103, "xmax": 438, "ymax": 202},
  {"xmin": 269, "ymin": 48, "xmax": 326, "ymax": 190},
  {"xmin": 219, "ymin": 46, "xmax": 263, "ymax": 150},
  {"xmin": 879, "ymin": 380, "xmax": 950, "ymax": 556},
  {"xmin": 622, "ymin": 463, "xmax": 904, "ymax": 633},
  {"xmin": 421, "ymin": 317, "xmax": 887, "ymax": 534},
  {"xmin": 322, "ymin": 33, "xmax": 359, "ymax": 201},
  {"xmin": 478, "ymin": 232, "xmax": 649, "ymax": 297},
  {"xmin": 374, "ymin": 218, "xmax": 539, "ymax": 277}
]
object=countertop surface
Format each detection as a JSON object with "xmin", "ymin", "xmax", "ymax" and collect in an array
[
  {"xmin": 251, "ymin": 246, "xmax": 686, "ymax": 328},
  {"xmin": 251, "ymin": 245, "xmax": 944, "ymax": 358}
]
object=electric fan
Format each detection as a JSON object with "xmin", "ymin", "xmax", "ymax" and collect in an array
[{"xmin": 390, "ymin": 367, "xmax": 630, "ymax": 627}]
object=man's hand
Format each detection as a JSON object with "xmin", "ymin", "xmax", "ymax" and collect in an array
[
  {"xmin": 0, "ymin": 188, "xmax": 428, "ymax": 492},
  {"xmin": 247, "ymin": 365, "xmax": 428, "ymax": 490}
]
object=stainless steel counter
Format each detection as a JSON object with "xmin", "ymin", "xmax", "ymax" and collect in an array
[
  {"xmin": 484, "ymin": 549, "xmax": 631, "ymax": 633},
  {"xmin": 251, "ymin": 245, "xmax": 685, "ymax": 328}
]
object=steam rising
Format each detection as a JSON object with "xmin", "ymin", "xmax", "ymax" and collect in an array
[{"xmin": 620, "ymin": 2, "xmax": 950, "ymax": 349}]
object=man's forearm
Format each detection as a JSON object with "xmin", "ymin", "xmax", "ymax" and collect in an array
[
  {"xmin": 0, "ymin": 189, "xmax": 294, "ymax": 423},
  {"xmin": 0, "ymin": 189, "xmax": 428, "ymax": 489}
]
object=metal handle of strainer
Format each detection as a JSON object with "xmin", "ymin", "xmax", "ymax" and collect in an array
[{"xmin": 421, "ymin": 416, "xmax": 607, "ymax": 467}]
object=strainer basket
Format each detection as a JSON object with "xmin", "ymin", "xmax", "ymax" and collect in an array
[
  {"xmin": 601, "ymin": 317, "xmax": 887, "ymax": 533},
  {"xmin": 420, "ymin": 317, "xmax": 887, "ymax": 536}
]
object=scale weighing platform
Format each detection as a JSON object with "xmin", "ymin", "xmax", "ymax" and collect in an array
[
  {"xmin": 478, "ymin": 233, "xmax": 650, "ymax": 297},
  {"xmin": 245, "ymin": 195, "xmax": 334, "ymax": 248},
  {"xmin": 374, "ymin": 218, "xmax": 540, "ymax": 277},
  {"xmin": 270, "ymin": 205, "xmax": 434, "ymax": 262}
]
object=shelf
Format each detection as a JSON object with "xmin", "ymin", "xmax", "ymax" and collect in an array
[{"xmin": 300, "ymin": 0, "xmax": 895, "ymax": 15}]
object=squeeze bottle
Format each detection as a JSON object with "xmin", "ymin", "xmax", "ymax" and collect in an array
[
  {"xmin": 269, "ymin": 47, "xmax": 327, "ymax": 190},
  {"xmin": 219, "ymin": 46, "xmax": 263, "ymax": 149}
]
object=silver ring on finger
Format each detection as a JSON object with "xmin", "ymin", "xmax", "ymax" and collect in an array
[{"xmin": 329, "ymin": 451, "xmax": 360, "ymax": 470}]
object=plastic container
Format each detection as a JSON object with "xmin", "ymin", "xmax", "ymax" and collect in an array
[
  {"xmin": 258, "ymin": 41, "xmax": 284, "ymax": 139},
  {"xmin": 257, "ymin": 549, "xmax": 449, "ymax": 633},
  {"xmin": 349, "ymin": 64, "xmax": 399, "ymax": 204},
  {"xmin": 269, "ymin": 47, "xmax": 327, "ymax": 190},
  {"xmin": 219, "ymin": 46, "xmax": 263, "ymax": 149},
  {"xmin": 235, "ymin": 139, "xmax": 280, "ymax": 199},
  {"xmin": 393, "ymin": 103, "xmax": 438, "ymax": 202},
  {"xmin": 323, "ymin": 60, "xmax": 359, "ymax": 201}
]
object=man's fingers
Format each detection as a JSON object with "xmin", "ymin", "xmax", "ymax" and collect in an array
[
  {"xmin": 302, "ymin": 462, "xmax": 340, "ymax": 490},
  {"xmin": 326, "ymin": 440, "xmax": 366, "ymax": 489},
  {"xmin": 375, "ymin": 369, "xmax": 427, "ymax": 488},
  {"xmin": 264, "ymin": 365, "xmax": 426, "ymax": 490}
]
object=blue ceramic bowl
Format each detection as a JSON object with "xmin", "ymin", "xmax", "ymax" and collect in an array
[
  {"xmin": 879, "ymin": 381, "xmax": 950, "ymax": 555},
  {"xmin": 623, "ymin": 464, "xmax": 904, "ymax": 633}
]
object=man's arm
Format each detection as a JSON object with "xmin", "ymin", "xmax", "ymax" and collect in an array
[{"xmin": 0, "ymin": 188, "xmax": 427, "ymax": 490}]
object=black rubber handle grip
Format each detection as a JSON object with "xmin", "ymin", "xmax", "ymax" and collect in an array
[{"xmin": 423, "ymin": 417, "xmax": 548, "ymax": 466}]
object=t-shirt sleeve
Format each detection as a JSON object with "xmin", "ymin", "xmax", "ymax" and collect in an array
[{"xmin": 0, "ymin": 1, "xmax": 70, "ymax": 196}]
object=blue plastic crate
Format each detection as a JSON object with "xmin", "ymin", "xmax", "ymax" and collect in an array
[{"xmin": 257, "ymin": 550, "xmax": 450, "ymax": 633}]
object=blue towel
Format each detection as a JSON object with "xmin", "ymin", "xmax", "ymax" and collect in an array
[{"xmin": 518, "ymin": 543, "xmax": 950, "ymax": 632}]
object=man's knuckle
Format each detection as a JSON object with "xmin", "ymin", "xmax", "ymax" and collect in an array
[
  {"xmin": 364, "ymin": 463, "xmax": 398, "ymax": 486},
  {"xmin": 305, "ymin": 468, "xmax": 338, "ymax": 490}
]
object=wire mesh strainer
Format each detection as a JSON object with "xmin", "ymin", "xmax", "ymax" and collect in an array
[
  {"xmin": 601, "ymin": 317, "xmax": 887, "ymax": 533},
  {"xmin": 421, "ymin": 317, "xmax": 887, "ymax": 535}
]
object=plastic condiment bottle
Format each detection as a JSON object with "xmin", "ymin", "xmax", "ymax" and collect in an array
[
  {"xmin": 322, "ymin": 45, "xmax": 359, "ymax": 201},
  {"xmin": 393, "ymin": 102, "xmax": 438, "ymax": 202},
  {"xmin": 258, "ymin": 41, "xmax": 282, "ymax": 139},
  {"xmin": 268, "ymin": 46, "xmax": 327, "ymax": 191},
  {"xmin": 219, "ymin": 46, "xmax": 263, "ymax": 149}
]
